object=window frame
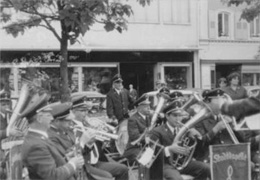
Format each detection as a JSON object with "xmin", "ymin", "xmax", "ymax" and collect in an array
[
  {"xmin": 249, "ymin": 15, "xmax": 260, "ymax": 39},
  {"xmin": 216, "ymin": 10, "xmax": 233, "ymax": 39}
]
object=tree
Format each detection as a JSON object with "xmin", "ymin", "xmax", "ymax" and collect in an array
[
  {"xmin": 0, "ymin": 0, "xmax": 149, "ymax": 102},
  {"xmin": 227, "ymin": 0, "xmax": 260, "ymax": 22}
]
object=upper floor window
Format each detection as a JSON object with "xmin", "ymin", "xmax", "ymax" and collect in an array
[
  {"xmin": 127, "ymin": 0, "xmax": 159, "ymax": 23},
  {"xmin": 250, "ymin": 16, "xmax": 260, "ymax": 38},
  {"xmin": 162, "ymin": 0, "xmax": 190, "ymax": 24},
  {"xmin": 218, "ymin": 12, "xmax": 230, "ymax": 37}
]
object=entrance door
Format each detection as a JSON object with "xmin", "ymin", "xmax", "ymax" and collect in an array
[
  {"xmin": 159, "ymin": 63, "xmax": 192, "ymax": 89},
  {"xmin": 120, "ymin": 63, "xmax": 154, "ymax": 96}
]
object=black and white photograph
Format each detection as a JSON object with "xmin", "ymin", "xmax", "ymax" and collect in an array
[{"xmin": 0, "ymin": 0, "xmax": 260, "ymax": 180}]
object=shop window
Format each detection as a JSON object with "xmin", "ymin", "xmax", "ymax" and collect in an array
[
  {"xmin": 250, "ymin": 16, "xmax": 260, "ymax": 38},
  {"xmin": 164, "ymin": 66, "xmax": 188, "ymax": 89},
  {"xmin": 242, "ymin": 73, "xmax": 254, "ymax": 86},
  {"xmin": 82, "ymin": 67, "xmax": 117, "ymax": 94},
  {"xmin": 0, "ymin": 68, "xmax": 14, "ymax": 92},
  {"xmin": 218, "ymin": 12, "xmax": 230, "ymax": 37},
  {"xmin": 18, "ymin": 66, "xmax": 77, "ymax": 101},
  {"xmin": 242, "ymin": 73, "xmax": 260, "ymax": 86}
]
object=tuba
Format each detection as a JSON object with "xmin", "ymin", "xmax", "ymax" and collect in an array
[{"xmin": 170, "ymin": 96, "xmax": 213, "ymax": 170}]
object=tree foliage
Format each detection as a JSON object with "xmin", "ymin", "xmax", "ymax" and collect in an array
[
  {"xmin": 227, "ymin": 0, "xmax": 260, "ymax": 22},
  {"xmin": 0, "ymin": 0, "xmax": 149, "ymax": 101}
]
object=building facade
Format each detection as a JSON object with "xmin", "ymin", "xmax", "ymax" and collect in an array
[
  {"xmin": 0, "ymin": 0, "xmax": 202, "ymax": 97},
  {"xmin": 199, "ymin": 0, "xmax": 260, "ymax": 89}
]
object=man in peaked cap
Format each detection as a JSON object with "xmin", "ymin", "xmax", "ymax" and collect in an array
[
  {"xmin": 106, "ymin": 74, "xmax": 133, "ymax": 125},
  {"xmin": 21, "ymin": 93, "xmax": 84, "ymax": 180},
  {"xmin": 169, "ymin": 91, "xmax": 183, "ymax": 101},
  {"xmin": 48, "ymin": 101, "xmax": 93, "ymax": 180},
  {"xmin": 123, "ymin": 96, "xmax": 152, "ymax": 164},
  {"xmin": 194, "ymin": 88, "xmax": 248, "ymax": 162},
  {"xmin": 70, "ymin": 93, "xmax": 129, "ymax": 180},
  {"xmin": 148, "ymin": 99, "xmax": 210, "ymax": 180}
]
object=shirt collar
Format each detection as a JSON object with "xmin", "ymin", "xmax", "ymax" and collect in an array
[
  {"xmin": 28, "ymin": 128, "xmax": 48, "ymax": 138},
  {"xmin": 166, "ymin": 122, "xmax": 175, "ymax": 134},
  {"xmin": 114, "ymin": 88, "xmax": 121, "ymax": 94},
  {"xmin": 0, "ymin": 112, "xmax": 5, "ymax": 118},
  {"xmin": 138, "ymin": 112, "xmax": 146, "ymax": 120}
]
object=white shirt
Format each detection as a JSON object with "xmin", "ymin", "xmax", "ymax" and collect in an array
[
  {"xmin": 115, "ymin": 88, "xmax": 121, "ymax": 95},
  {"xmin": 138, "ymin": 112, "xmax": 146, "ymax": 120},
  {"xmin": 164, "ymin": 122, "xmax": 177, "ymax": 157}
]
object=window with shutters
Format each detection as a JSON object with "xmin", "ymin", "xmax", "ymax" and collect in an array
[
  {"xmin": 250, "ymin": 16, "xmax": 260, "ymax": 38},
  {"xmin": 218, "ymin": 12, "xmax": 230, "ymax": 37}
]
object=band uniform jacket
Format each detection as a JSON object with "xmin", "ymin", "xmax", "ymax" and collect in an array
[
  {"xmin": 125, "ymin": 112, "xmax": 151, "ymax": 151},
  {"xmin": 194, "ymin": 116, "xmax": 246, "ymax": 162},
  {"xmin": 106, "ymin": 88, "xmax": 132, "ymax": 122},
  {"xmin": 221, "ymin": 96, "xmax": 260, "ymax": 120},
  {"xmin": 148, "ymin": 123, "xmax": 176, "ymax": 166},
  {"xmin": 21, "ymin": 131, "xmax": 76, "ymax": 180},
  {"xmin": 0, "ymin": 113, "xmax": 7, "ymax": 161}
]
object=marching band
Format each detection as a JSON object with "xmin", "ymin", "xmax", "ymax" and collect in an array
[{"xmin": 0, "ymin": 81, "xmax": 260, "ymax": 180}]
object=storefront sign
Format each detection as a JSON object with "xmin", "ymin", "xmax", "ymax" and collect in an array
[{"xmin": 210, "ymin": 143, "xmax": 251, "ymax": 180}]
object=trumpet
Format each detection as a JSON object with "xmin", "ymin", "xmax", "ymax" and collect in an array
[{"xmin": 71, "ymin": 119, "xmax": 119, "ymax": 142}]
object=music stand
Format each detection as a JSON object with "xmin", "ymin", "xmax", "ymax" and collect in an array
[{"xmin": 136, "ymin": 137, "xmax": 164, "ymax": 168}]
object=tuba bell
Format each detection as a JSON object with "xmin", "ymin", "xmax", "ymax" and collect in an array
[{"xmin": 170, "ymin": 99, "xmax": 213, "ymax": 170}]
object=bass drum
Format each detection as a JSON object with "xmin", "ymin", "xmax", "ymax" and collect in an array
[{"xmin": 115, "ymin": 119, "xmax": 129, "ymax": 155}]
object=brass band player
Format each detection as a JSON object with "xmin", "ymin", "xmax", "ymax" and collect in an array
[
  {"xmin": 123, "ymin": 96, "xmax": 152, "ymax": 165},
  {"xmin": 194, "ymin": 89, "xmax": 260, "ymax": 177},
  {"xmin": 148, "ymin": 99, "xmax": 210, "ymax": 180},
  {"xmin": 21, "ymin": 93, "xmax": 84, "ymax": 180},
  {"xmin": 70, "ymin": 94, "xmax": 129, "ymax": 180},
  {"xmin": 194, "ymin": 89, "xmax": 257, "ymax": 161}
]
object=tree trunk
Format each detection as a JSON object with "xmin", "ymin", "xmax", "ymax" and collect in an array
[{"xmin": 59, "ymin": 29, "xmax": 71, "ymax": 102}]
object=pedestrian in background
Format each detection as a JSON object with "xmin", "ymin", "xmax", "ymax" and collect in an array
[
  {"xmin": 129, "ymin": 84, "xmax": 138, "ymax": 101},
  {"xmin": 222, "ymin": 72, "xmax": 248, "ymax": 100},
  {"xmin": 217, "ymin": 77, "xmax": 227, "ymax": 89}
]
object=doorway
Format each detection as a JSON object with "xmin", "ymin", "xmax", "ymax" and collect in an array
[{"xmin": 120, "ymin": 63, "xmax": 155, "ymax": 97}]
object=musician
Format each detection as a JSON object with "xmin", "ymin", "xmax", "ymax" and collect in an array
[
  {"xmin": 0, "ymin": 91, "xmax": 23, "ymax": 179},
  {"xmin": 71, "ymin": 94, "xmax": 129, "ymax": 180},
  {"xmin": 123, "ymin": 96, "xmax": 152, "ymax": 164},
  {"xmin": 194, "ymin": 89, "xmax": 248, "ymax": 162},
  {"xmin": 106, "ymin": 74, "xmax": 133, "ymax": 125},
  {"xmin": 221, "ymin": 96, "xmax": 260, "ymax": 119},
  {"xmin": 21, "ymin": 94, "xmax": 84, "ymax": 180},
  {"xmin": 149, "ymin": 99, "xmax": 210, "ymax": 180}
]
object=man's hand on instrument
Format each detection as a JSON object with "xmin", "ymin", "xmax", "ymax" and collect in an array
[
  {"xmin": 65, "ymin": 149, "xmax": 75, "ymax": 160},
  {"xmin": 213, "ymin": 121, "xmax": 226, "ymax": 134},
  {"xmin": 69, "ymin": 155, "xmax": 84, "ymax": 170},
  {"xmin": 9, "ymin": 128, "xmax": 24, "ymax": 137},
  {"xmin": 80, "ymin": 130, "xmax": 97, "ymax": 147},
  {"xmin": 188, "ymin": 128, "xmax": 202, "ymax": 140},
  {"xmin": 168, "ymin": 142, "xmax": 190, "ymax": 156}
]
